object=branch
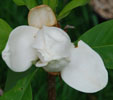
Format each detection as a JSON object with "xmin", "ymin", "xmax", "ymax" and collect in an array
[{"xmin": 48, "ymin": 74, "xmax": 56, "ymax": 100}]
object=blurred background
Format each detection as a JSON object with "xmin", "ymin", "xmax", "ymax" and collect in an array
[{"xmin": 0, "ymin": 0, "xmax": 113, "ymax": 100}]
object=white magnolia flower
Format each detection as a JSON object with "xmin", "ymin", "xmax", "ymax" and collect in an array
[{"xmin": 2, "ymin": 5, "xmax": 108, "ymax": 93}]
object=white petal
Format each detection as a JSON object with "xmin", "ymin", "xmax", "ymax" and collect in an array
[
  {"xmin": 28, "ymin": 5, "xmax": 57, "ymax": 28},
  {"xmin": 61, "ymin": 40, "xmax": 108, "ymax": 93},
  {"xmin": 33, "ymin": 26, "xmax": 73, "ymax": 66},
  {"xmin": 2, "ymin": 26, "xmax": 39, "ymax": 72},
  {"xmin": 36, "ymin": 61, "xmax": 48, "ymax": 67},
  {"xmin": 43, "ymin": 58, "xmax": 70, "ymax": 72}
]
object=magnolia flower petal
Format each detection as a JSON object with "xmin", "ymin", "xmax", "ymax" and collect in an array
[
  {"xmin": 36, "ymin": 61, "xmax": 48, "ymax": 67},
  {"xmin": 2, "ymin": 26, "xmax": 39, "ymax": 72},
  {"xmin": 33, "ymin": 26, "xmax": 72, "ymax": 64},
  {"xmin": 43, "ymin": 58, "xmax": 70, "ymax": 72},
  {"xmin": 28, "ymin": 5, "xmax": 57, "ymax": 28},
  {"xmin": 61, "ymin": 40, "xmax": 108, "ymax": 93}
]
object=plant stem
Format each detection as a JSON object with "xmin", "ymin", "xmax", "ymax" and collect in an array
[
  {"xmin": 48, "ymin": 74, "xmax": 56, "ymax": 100},
  {"xmin": 88, "ymin": 94, "xmax": 97, "ymax": 100}
]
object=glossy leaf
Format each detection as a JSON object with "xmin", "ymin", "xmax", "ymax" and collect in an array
[
  {"xmin": 0, "ymin": 67, "xmax": 38, "ymax": 100},
  {"xmin": 13, "ymin": 0, "xmax": 37, "ymax": 9},
  {"xmin": 0, "ymin": 19, "xmax": 12, "ymax": 54},
  {"xmin": 57, "ymin": 0, "xmax": 89, "ymax": 20},
  {"xmin": 5, "ymin": 67, "xmax": 35, "ymax": 91},
  {"xmin": 13, "ymin": 0, "xmax": 25, "ymax": 5},
  {"xmin": 79, "ymin": 20, "xmax": 113, "ymax": 69},
  {"xmin": 22, "ymin": 85, "xmax": 32, "ymax": 100}
]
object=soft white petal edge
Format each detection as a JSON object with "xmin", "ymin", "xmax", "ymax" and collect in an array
[
  {"xmin": 2, "ymin": 25, "xmax": 39, "ymax": 72},
  {"xmin": 61, "ymin": 40, "xmax": 108, "ymax": 93}
]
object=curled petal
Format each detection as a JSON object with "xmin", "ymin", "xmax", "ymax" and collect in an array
[
  {"xmin": 2, "ymin": 26, "xmax": 39, "ymax": 72},
  {"xmin": 28, "ymin": 5, "xmax": 57, "ymax": 28},
  {"xmin": 61, "ymin": 40, "xmax": 108, "ymax": 93},
  {"xmin": 43, "ymin": 58, "xmax": 70, "ymax": 72},
  {"xmin": 36, "ymin": 61, "xmax": 48, "ymax": 67},
  {"xmin": 33, "ymin": 26, "xmax": 73, "ymax": 66}
]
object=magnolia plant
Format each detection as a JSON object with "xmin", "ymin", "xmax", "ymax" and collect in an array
[{"xmin": 2, "ymin": 5, "xmax": 108, "ymax": 93}]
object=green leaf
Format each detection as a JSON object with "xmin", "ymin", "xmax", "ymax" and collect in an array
[
  {"xmin": 13, "ymin": 0, "xmax": 37, "ymax": 9},
  {"xmin": 22, "ymin": 85, "xmax": 32, "ymax": 100},
  {"xmin": 24, "ymin": 0, "xmax": 37, "ymax": 9},
  {"xmin": 48, "ymin": 0, "xmax": 58, "ymax": 11},
  {"xmin": 0, "ymin": 19, "xmax": 12, "ymax": 54},
  {"xmin": 78, "ymin": 20, "xmax": 113, "ymax": 69},
  {"xmin": 0, "ymin": 67, "xmax": 38, "ymax": 100},
  {"xmin": 57, "ymin": 0, "xmax": 89, "ymax": 20},
  {"xmin": 5, "ymin": 67, "xmax": 35, "ymax": 91},
  {"xmin": 42, "ymin": 0, "xmax": 49, "ymax": 5},
  {"xmin": 13, "ymin": 0, "xmax": 25, "ymax": 5},
  {"xmin": 43, "ymin": 0, "xmax": 58, "ymax": 11}
]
